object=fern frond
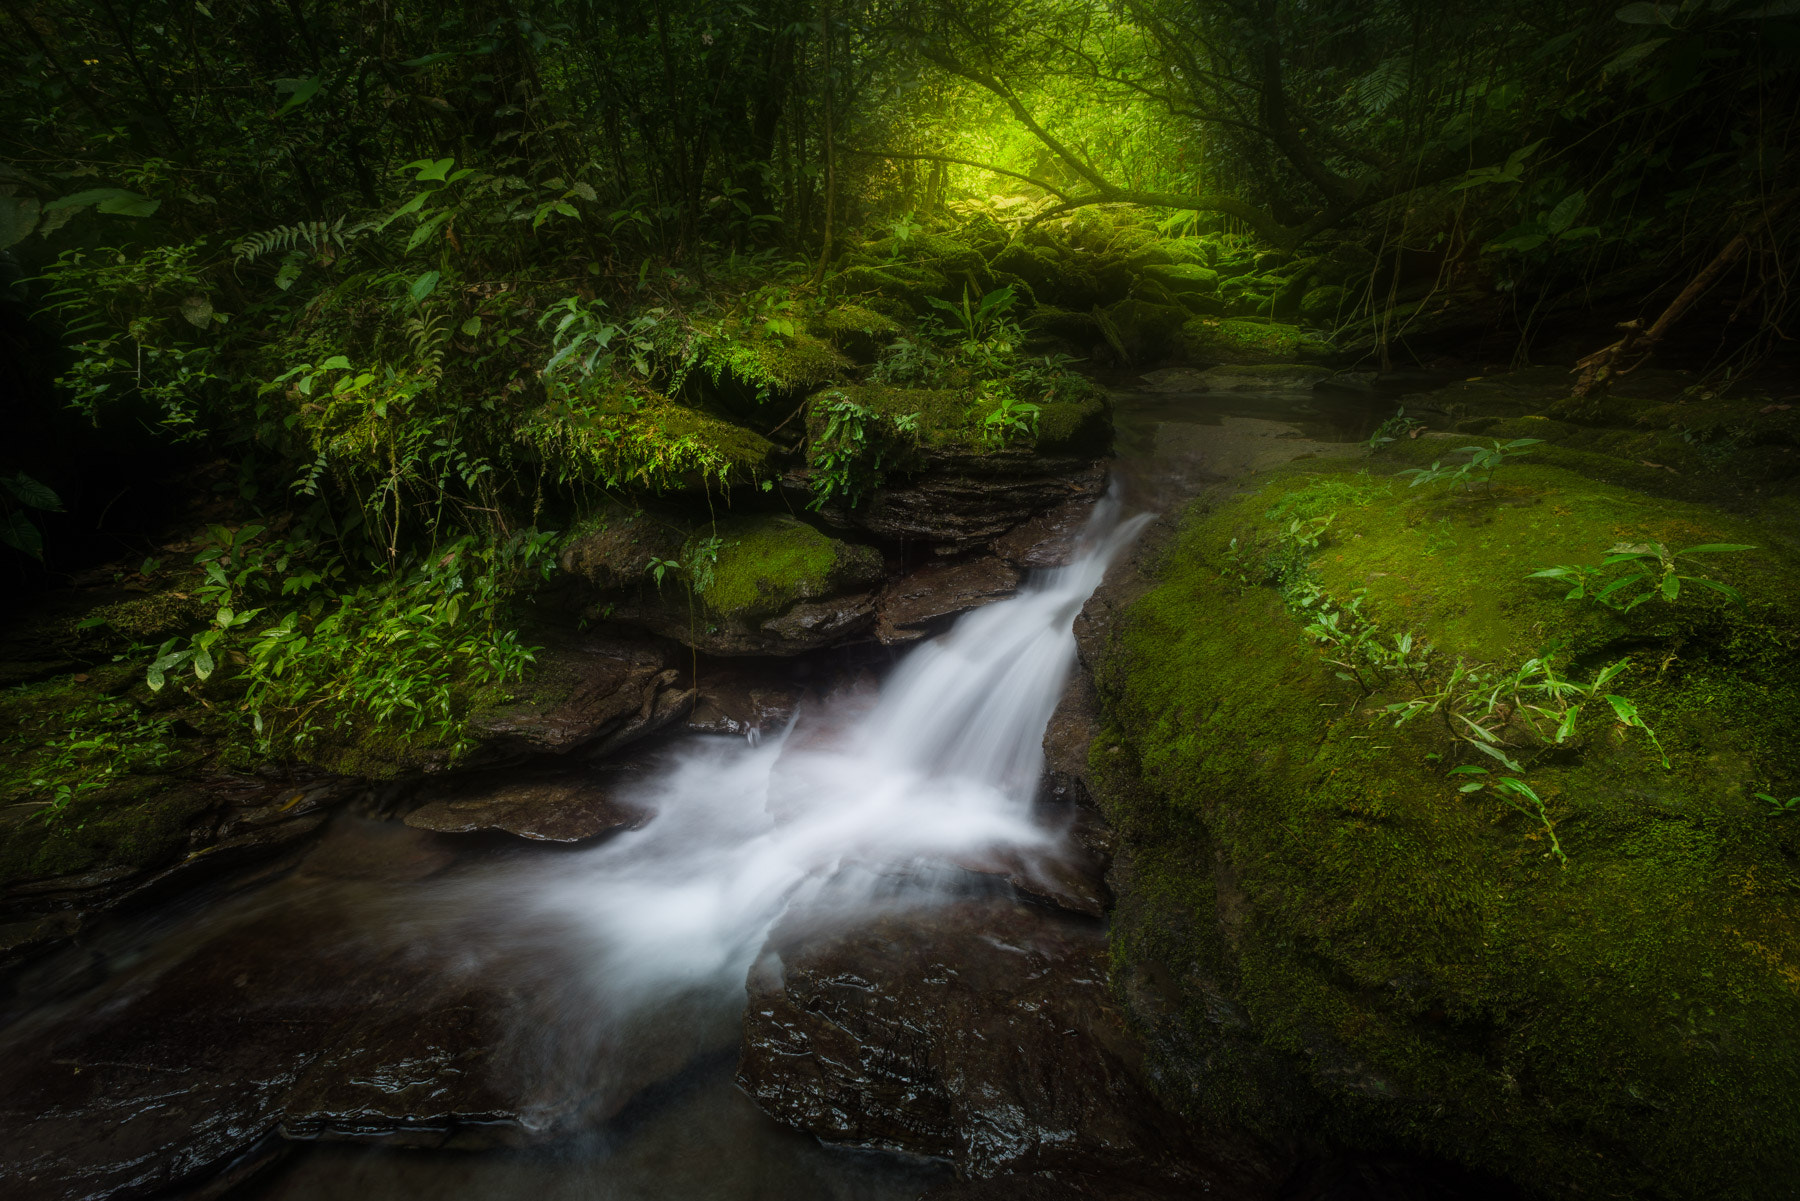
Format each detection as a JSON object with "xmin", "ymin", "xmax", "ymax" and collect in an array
[{"xmin": 234, "ymin": 215, "xmax": 374, "ymax": 264}]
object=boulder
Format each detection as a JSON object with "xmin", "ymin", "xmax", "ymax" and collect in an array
[
  {"xmin": 848, "ymin": 457, "xmax": 1106, "ymax": 552},
  {"xmin": 738, "ymin": 898, "xmax": 1285, "ymax": 1194},
  {"xmin": 1101, "ymin": 299, "xmax": 1189, "ymax": 364},
  {"xmin": 403, "ymin": 761, "xmax": 650, "ymax": 842},
  {"xmin": 466, "ymin": 632, "xmax": 679, "ymax": 757},
  {"xmin": 874, "ymin": 557, "xmax": 1020, "ymax": 644},
  {"xmin": 1180, "ymin": 318, "xmax": 1329, "ymax": 364},
  {"xmin": 1092, "ymin": 459, "xmax": 1800, "ymax": 1199},
  {"xmin": 613, "ymin": 516, "xmax": 885, "ymax": 656},
  {"xmin": 559, "ymin": 502, "xmax": 684, "ymax": 596},
  {"xmin": 684, "ymin": 667, "xmax": 802, "ymax": 738},
  {"xmin": 1141, "ymin": 263, "xmax": 1219, "ymax": 296},
  {"xmin": 991, "ymin": 494, "xmax": 1097, "ymax": 569},
  {"xmin": 1299, "ymin": 285, "xmax": 1346, "ymax": 324}
]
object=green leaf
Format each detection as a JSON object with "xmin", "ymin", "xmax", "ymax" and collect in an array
[
  {"xmin": 3, "ymin": 471, "xmax": 62, "ymax": 511},
  {"xmin": 0, "ymin": 193, "xmax": 39, "ymax": 249},
  {"xmin": 409, "ymin": 270, "xmax": 441, "ymax": 304},
  {"xmin": 405, "ymin": 157, "xmax": 457, "ymax": 183},
  {"xmin": 1447, "ymin": 765, "xmax": 1491, "ymax": 776},
  {"xmin": 179, "ymin": 294, "xmax": 214, "ymax": 329},
  {"xmin": 273, "ymin": 75, "xmax": 324, "ymax": 118},
  {"xmin": 1605, "ymin": 694, "xmax": 1642, "ymax": 724},
  {"xmin": 1469, "ymin": 738, "xmax": 1525, "ymax": 773},
  {"xmin": 193, "ymin": 644, "xmax": 215, "ymax": 680},
  {"xmin": 460, "ymin": 316, "xmax": 482, "ymax": 337},
  {"xmin": 1604, "ymin": 35, "xmax": 1666, "ymax": 73},
  {"xmin": 0, "ymin": 510, "xmax": 44, "ymax": 559},
  {"xmin": 1546, "ymin": 191, "xmax": 1586, "ymax": 234}
]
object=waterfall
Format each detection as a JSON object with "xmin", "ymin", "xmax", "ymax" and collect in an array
[{"xmin": 509, "ymin": 487, "xmax": 1150, "ymax": 1009}]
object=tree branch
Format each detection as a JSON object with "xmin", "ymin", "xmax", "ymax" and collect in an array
[{"xmin": 839, "ymin": 147, "xmax": 1072, "ymax": 200}]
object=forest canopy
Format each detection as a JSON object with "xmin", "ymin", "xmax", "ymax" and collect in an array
[{"xmin": 1, "ymin": 0, "xmax": 1797, "ymax": 760}]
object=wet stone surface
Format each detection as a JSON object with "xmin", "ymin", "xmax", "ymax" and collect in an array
[
  {"xmin": 0, "ymin": 819, "xmax": 721, "ymax": 1201},
  {"xmin": 402, "ymin": 760, "xmax": 652, "ymax": 843},
  {"xmin": 875, "ymin": 557, "xmax": 1020, "ymax": 644},
  {"xmin": 737, "ymin": 896, "xmax": 1285, "ymax": 1195}
]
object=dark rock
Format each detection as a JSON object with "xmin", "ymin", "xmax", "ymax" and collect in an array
[
  {"xmin": 1135, "ymin": 366, "xmax": 1211, "ymax": 393},
  {"xmin": 466, "ymin": 633, "xmax": 676, "ymax": 757},
  {"xmin": 1199, "ymin": 364, "xmax": 1332, "ymax": 392},
  {"xmin": 756, "ymin": 593, "xmax": 878, "ymax": 651},
  {"xmin": 1, "ymin": 774, "xmax": 350, "ymax": 924},
  {"xmin": 875, "ymin": 558, "xmax": 1019, "ymax": 644},
  {"xmin": 403, "ymin": 763, "xmax": 649, "ymax": 843},
  {"xmin": 992, "ymin": 495, "xmax": 1097, "ymax": 570},
  {"xmin": 558, "ymin": 501, "xmax": 683, "ymax": 594},
  {"xmin": 685, "ymin": 668, "xmax": 803, "ymax": 738},
  {"xmin": 853, "ymin": 456, "xmax": 1105, "ymax": 551},
  {"xmin": 0, "ymin": 835, "xmax": 713, "ymax": 1200},
  {"xmin": 737, "ymin": 897, "xmax": 1284, "ymax": 1193}
]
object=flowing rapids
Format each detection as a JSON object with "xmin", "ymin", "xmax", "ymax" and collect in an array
[{"xmin": 448, "ymin": 488, "xmax": 1151, "ymax": 1021}]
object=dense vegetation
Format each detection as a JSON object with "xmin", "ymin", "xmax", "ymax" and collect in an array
[{"xmin": 3, "ymin": 1, "xmax": 1800, "ymax": 1194}]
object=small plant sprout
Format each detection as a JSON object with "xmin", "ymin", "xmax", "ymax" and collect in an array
[
  {"xmin": 1367, "ymin": 406, "xmax": 1425, "ymax": 450},
  {"xmin": 1449, "ymin": 767, "xmax": 1566, "ymax": 864},
  {"xmin": 1399, "ymin": 438, "xmax": 1543, "ymax": 490},
  {"xmin": 1755, "ymin": 792, "xmax": 1799, "ymax": 818},
  {"xmin": 1529, "ymin": 541, "xmax": 1754, "ymax": 609}
]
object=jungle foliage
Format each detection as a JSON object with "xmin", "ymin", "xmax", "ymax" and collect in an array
[{"xmin": 1, "ymin": 0, "xmax": 1797, "ymax": 765}]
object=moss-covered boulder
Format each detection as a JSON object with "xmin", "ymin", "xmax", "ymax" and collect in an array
[
  {"xmin": 1093, "ymin": 459, "xmax": 1800, "ymax": 1199},
  {"xmin": 701, "ymin": 329, "xmax": 849, "ymax": 401},
  {"xmin": 831, "ymin": 262, "xmax": 952, "ymax": 313},
  {"xmin": 1180, "ymin": 317, "xmax": 1328, "ymax": 364},
  {"xmin": 1142, "ymin": 263, "xmax": 1220, "ymax": 296},
  {"xmin": 808, "ymin": 303, "xmax": 902, "ymax": 363},
  {"xmin": 1102, "ymin": 298, "xmax": 1189, "ymax": 364},
  {"xmin": 559, "ymin": 500, "xmax": 683, "ymax": 593},
  {"xmin": 1299, "ymin": 285, "xmax": 1346, "ymax": 324}
]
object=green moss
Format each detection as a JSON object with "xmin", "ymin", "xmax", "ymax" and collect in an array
[
  {"xmin": 690, "ymin": 515, "xmax": 881, "ymax": 620},
  {"xmin": 808, "ymin": 303, "xmax": 903, "ymax": 362},
  {"xmin": 83, "ymin": 591, "xmax": 205, "ymax": 640},
  {"xmin": 701, "ymin": 328, "xmax": 849, "ymax": 396},
  {"xmin": 830, "ymin": 263, "xmax": 951, "ymax": 313},
  {"xmin": 1096, "ymin": 459, "xmax": 1800, "ymax": 1198},
  {"xmin": 1181, "ymin": 316, "xmax": 1328, "ymax": 363},
  {"xmin": 0, "ymin": 775, "xmax": 215, "ymax": 885},
  {"xmin": 1142, "ymin": 263, "xmax": 1220, "ymax": 295}
]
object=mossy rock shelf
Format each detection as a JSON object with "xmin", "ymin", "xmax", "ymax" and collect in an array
[{"xmin": 1092, "ymin": 459, "xmax": 1800, "ymax": 1199}]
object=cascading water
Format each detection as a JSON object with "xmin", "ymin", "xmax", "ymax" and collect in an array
[{"xmin": 496, "ymin": 486, "xmax": 1151, "ymax": 1016}]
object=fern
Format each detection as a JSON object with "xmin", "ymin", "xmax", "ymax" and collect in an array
[
  {"xmin": 234, "ymin": 215, "xmax": 370, "ymax": 264},
  {"xmin": 1353, "ymin": 57, "xmax": 1411, "ymax": 114}
]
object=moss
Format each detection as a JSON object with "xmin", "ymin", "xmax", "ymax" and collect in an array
[
  {"xmin": 830, "ymin": 262, "xmax": 951, "ymax": 313},
  {"xmin": 1034, "ymin": 379, "xmax": 1112, "ymax": 454},
  {"xmin": 82, "ymin": 591, "xmax": 205, "ymax": 641},
  {"xmin": 808, "ymin": 303, "xmax": 902, "ymax": 363},
  {"xmin": 1095, "ymin": 459, "xmax": 1800, "ymax": 1198},
  {"xmin": 701, "ymin": 328, "xmax": 849, "ymax": 399},
  {"xmin": 1142, "ymin": 263, "xmax": 1220, "ymax": 295},
  {"xmin": 559, "ymin": 500, "xmax": 683, "ymax": 593},
  {"xmin": 1181, "ymin": 317, "xmax": 1329, "ymax": 363},
  {"xmin": 1103, "ymin": 298, "xmax": 1189, "ymax": 362},
  {"xmin": 690, "ymin": 515, "xmax": 881, "ymax": 620},
  {"xmin": 0, "ymin": 775, "xmax": 215, "ymax": 885}
]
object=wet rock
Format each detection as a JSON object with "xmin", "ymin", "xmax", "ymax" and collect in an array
[
  {"xmin": 851, "ymin": 456, "xmax": 1105, "ymax": 551},
  {"xmin": 1135, "ymin": 366, "xmax": 1210, "ymax": 393},
  {"xmin": 0, "ymin": 848, "xmax": 714, "ymax": 1200},
  {"xmin": 610, "ymin": 516, "xmax": 885, "ymax": 657},
  {"xmin": 1199, "ymin": 364, "xmax": 1332, "ymax": 391},
  {"xmin": 466, "ymin": 633, "xmax": 678, "ymax": 757},
  {"xmin": 403, "ymin": 763, "xmax": 649, "ymax": 843},
  {"xmin": 1, "ymin": 774, "xmax": 349, "ymax": 925},
  {"xmin": 875, "ymin": 558, "xmax": 1019, "ymax": 644},
  {"xmin": 685, "ymin": 668, "xmax": 803, "ymax": 738},
  {"xmin": 1180, "ymin": 318, "xmax": 1329, "ymax": 365},
  {"xmin": 738, "ymin": 898, "xmax": 1283, "ymax": 1193},
  {"xmin": 558, "ymin": 501, "xmax": 683, "ymax": 594},
  {"xmin": 992, "ymin": 495, "xmax": 1097, "ymax": 570}
]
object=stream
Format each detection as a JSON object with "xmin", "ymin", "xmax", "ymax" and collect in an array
[{"xmin": 1, "ymin": 369, "xmax": 1410, "ymax": 1201}]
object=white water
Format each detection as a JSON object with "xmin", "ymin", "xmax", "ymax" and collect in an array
[{"xmin": 501, "ymin": 487, "xmax": 1151, "ymax": 1013}]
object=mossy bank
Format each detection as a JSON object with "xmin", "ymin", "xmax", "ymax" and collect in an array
[{"xmin": 1091, "ymin": 458, "xmax": 1800, "ymax": 1198}]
